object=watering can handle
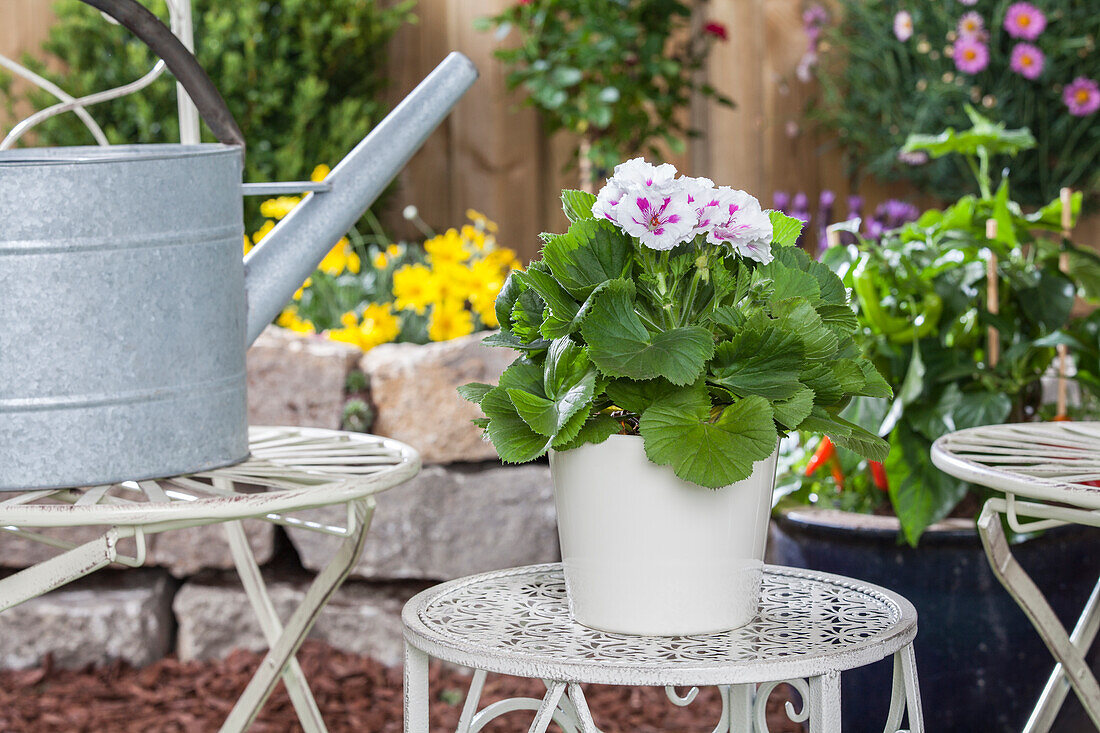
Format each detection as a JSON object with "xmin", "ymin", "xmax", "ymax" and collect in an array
[{"xmin": 78, "ymin": 0, "xmax": 245, "ymax": 147}]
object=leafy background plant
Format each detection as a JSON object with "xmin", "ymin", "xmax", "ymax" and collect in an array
[
  {"xmin": 811, "ymin": 0, "xmax": 1100, "ymax": 207},
  {"xmin": 478, "ymin": 0, "xmax": 733, "ymax": 185},
  {"xmin": 778, "ymin": 111, "xmax": 1100, "ymax": 544},
  {"xmin": 1, "ymin": 0, "xmax": 415, "ymax": 225},
  {"xmin": 462, "ymin": 190, "xmax": 891, "ymax": 490}
]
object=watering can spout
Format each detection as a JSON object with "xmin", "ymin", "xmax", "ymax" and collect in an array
[{"xmin": 242, "ymin": 52, "xmax": 478, "ymax": 345}]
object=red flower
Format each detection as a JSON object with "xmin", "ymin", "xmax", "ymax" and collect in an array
[
  {"xmin": 517, "ymin": 0, "xmax": 533, "ymax": 5},
  {"xmin": 704, "ymin": 21, "xmax": 729, "ymax": 41}
]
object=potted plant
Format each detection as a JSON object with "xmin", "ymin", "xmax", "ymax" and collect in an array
[
  {"xmin": 461, "ymin": 158, "xmax": 890, "ymax": 635},
  {"xmin": 772, "ymin": 109, "xmax": 1100, "ymax": 730}
]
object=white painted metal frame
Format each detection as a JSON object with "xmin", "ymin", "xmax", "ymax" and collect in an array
[
  {"xmin": 402, "ymin": 564, "xmax": 924, "ymax": 732},
  {"xmin": 932, "ymin": 422, "xmax": 1100, "ymax": 732},
  {"xmin": 0, "ymin": 0, "xmax": 200, "ymax": 149},
  {"xmin": 0, "ymin": 426, "xmax": 421, "ymax": 733}
]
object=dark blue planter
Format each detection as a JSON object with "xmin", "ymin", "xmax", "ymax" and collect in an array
[{"xmin": 768, "ymin": 509, "xmax": 1099, "ymax": 732}]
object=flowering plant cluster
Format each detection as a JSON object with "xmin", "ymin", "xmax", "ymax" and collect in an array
[
  {"xmin": 478, "ymin": 0, "xmax": 733, "ymax": 181},
  {"xmin": 461, "ymin": 159, "xmax": 891, "ymax": 489},
  {"xmin": 257, "ymin": 167, "xmax": 522, "ymax": 351},
  {"xmin": 809, "ymin": 0, "xmax": 1100, "ymax": 207},
  {"xmin": 778, "ymin": 111, "xmax": 1100, "ymax": 545}
]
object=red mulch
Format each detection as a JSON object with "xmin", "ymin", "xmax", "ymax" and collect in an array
[{"xmin": 0, "ymin": 640, "xmax": 804, "ymax": 732}]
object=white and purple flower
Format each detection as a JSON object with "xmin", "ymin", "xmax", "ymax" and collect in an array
[
  {"xmin": 706, "ymin": 187, "xmax": 775, "ymax": 263},
  {"xmin": 617, "ymin": 189, "xmax": 696, "ymax": 251}
]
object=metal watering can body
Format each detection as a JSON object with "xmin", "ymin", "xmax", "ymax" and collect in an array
[{"xmin": 0, "ymin": 0, "xmax": 477, "ymax": 490}]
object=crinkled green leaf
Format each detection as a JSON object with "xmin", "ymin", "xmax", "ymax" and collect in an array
[
  {"xmin": 553, "ymin": 409, "xmax": 622, "ymax": 451},
  {"xmin": 457, "ymin": 382, "xmax": 492, "ymax": 405},
  {"xmin": 495, "ymin": 271, "xmax": 524, "ymax": 331},
  {"xmin": 511, "ymin": 288, "xmax": 547, "ymax": 344},
  {"xmin": 769, "ymin": 210, "xmax": 804, "ymax": 247},
  {"xmin": 516, "ymin": 268, "xmax": 579, "ymax": 331},
  {"xmin": 800, "ymin": 407, "xmax": 889, "ymax": 463},
  {"xmin": 886, "ymin": 424, "xmax": 968, "ymax": 546},
  {"xmin": 901, "ymin": 105, "xmax": 1036, "ymax": 159},
  {"xmin": 606, "ymin": 377, "xmax": 680, "ymax": 414},
  {"xmin": 710, "ymin": 325, "xmax": 805, "ymax": 400},
  {"xmin": 831, "ymin": 359, "xmax": 867, "ymax": 395},
  {"xmin": 816, "ymin": 304, "xmax": 859, "ymax": 336},
  {"xmin": 857, "ymin": 361, "xmax": 893, "ymax": 399},
  {"xmin": 481, "ymin": 329, "xmax": 549, "ymax": 352},
  {"xmin": 773, "ymin": 297, "xmax": 838, "ymax": 361},
  {"xmin": 561, "ymin": 189, "xmax": 597, "ymax": 222},
  {"xmin": 772, "ymin": 386, "xmax": 815, "ymax": 430},
  {"xmin": 756, "ymin": 257, "xmax": 821, "ymax": 304},
  {"xmin": 800, "ymin": 363, "xmax": 844, "ymax": 405},
  {"xmin": 579, "ymin": 280, "xmax": 714, "ymax": 385},
  {"xmin": 541, "ymin": 218, "xmax": 634, "ymax": 300},
  {"xmin": 641, "ymin": 389, "xmax": 777, "ymax": 488},
  {"xmin": 481, "ymin": 386, "xmax": 550, "ymax": 463}
]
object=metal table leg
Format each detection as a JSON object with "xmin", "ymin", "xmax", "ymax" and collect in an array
[
  {"xmin": 405, "ymin": 642, "xmax": 430, "ymax": 733},
  {"xmin": 808, "ymin": 671, "xmax": 842, "ymax": 733},
  {"xmin": 224, "ymin": 519, "xmax": 326, "ymax": 732},
  {"xmin": 218, "ymin": 497, "xmax": 375, "ymax": 732},
  {"xmin": 979, "ymin": 501, "xmax": 1100, "ymax": 729}
]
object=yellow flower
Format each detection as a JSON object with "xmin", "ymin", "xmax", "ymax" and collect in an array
[
  {"xmin": 292, "ymin": 276, "xmax": 313, "ymax": 301},
  {"xmin": 425, "ymin": 228, "xmax": 470, "ymax": 265},
  {"xmin": 252, "ymin": 219, "xmax": 275, "ymax": 244},
  {"xmin": 276, "ymin": 307, "xmax": 315, "ymax": 334},
  {"xmin": 243, "ymin": 234, "xmax": 253, "ymax": 256},
  {"xmin": 327, "ymin": 304, "xmax": 400, "ymax": 351},
  {"xmin": 310, "ymin": 164, "xmax": 331, "ymax": 182},
  {"xmin": 433, "ymin": 261, "xmax": 479, "ymax": 304},
  {"xmin": 392, "ymin": 264, "xmax": 439, "ymax": 313},
  {"xmin": 318, "ymin": 237, "xmax": 361, "ymax": 276},
  {"xmin": 461, "ymin": 224, "xmax": 488, "ymax": 251},
  {"xmin": 386, "ymin": 244, "xmax": 402, "ymax": 258},
  {"xmin": 259, "ymin": 196, "xmax": 300, "ymax": 221},
  {"xmin": 429, "ymin": 301, "xmax": 475, "ymax": 342},
  {"xmin": 372, "ymin": 252, "xmax": 388, "ymax": 270},
  {"xmin": 466, "ymin": 208, "xmax": 499, "ymax": 233},
  {"xmin": 482, "ymin": 247, "xmax": 523, "ymax": 272}
]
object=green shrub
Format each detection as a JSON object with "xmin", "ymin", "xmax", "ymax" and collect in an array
[{"xmin": 2, "ymin": 0, "xmax": 415, "ymax": 200}]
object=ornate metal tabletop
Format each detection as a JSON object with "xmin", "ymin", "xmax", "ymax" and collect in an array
[
  {"xmin": 931, "ymin": 421, "xmax": 1100, "ymax": 509},
  {"xmin": 403, "ymin": 563, "xmax": 917, "ymax": 688}
]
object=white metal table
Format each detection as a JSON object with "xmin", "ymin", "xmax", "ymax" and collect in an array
[
  {"xmin": 402, "ymin": 563, "xmax": 924, "ymax": 732},
  {"xmin": 0, "ymin": 425, "xmax": 420, "ymax": 733},
  {"xmin": 932, "ymin": 422, "xmax": 1100, "ymax": 732}
]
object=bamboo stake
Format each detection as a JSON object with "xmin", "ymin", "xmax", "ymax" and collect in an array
[
  {"xmin": 1056, "ymin": 187, "xmax": 1074, "ymax": 419},
  {"xmin": 986, "ymin": 218, "xmax": 1000, "ymax": 368},
  {"xmin": 578, "ymin": 137, "xmax": 595, "ymax": 194}
]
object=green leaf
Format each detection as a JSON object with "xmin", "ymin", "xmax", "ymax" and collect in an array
[
  {"xmin": 553, "ymin": 409, "xmax": 621, "ymax": 451},
  {"xmin": 769, "ymin": 210, "xmax": 804, "ymax": 247},
  {"xmin": 800, "ymin": 363, "xmax": 844, "ymax": 405},
  {"xmin": 800, "ymin": 407, "xmax": 889, "ymax": 463},
  {"xmin": 756, "ymin": 257, "xmax": 821, "ymax": 304},
  {"xmin": 991, "ymin": 177, "xmax": 1018, "ymax": 250},
  {"xmin": 481, "ymin": 329, "xmax": 549, "ymax": 352},
  {"xmin": 515, "ymin": 268, "xmax": 579, "ymax": 336},
  {"xmin": 879, "ymin": 342, "xmax": 926, "ymax": 436},
  {"xmin": 831, "ymin": 359, "xmax": 867, "ymax": 395},
  {"xmin": 1019, "ymin": 269, "xmax": 1075, "ymax": 331},
  {"xmin": 542, "ymin": 218, "xmax": 634, "ymax": 300},
  {"xmin": 457, "ymin": 382, "xmax": 492, "ymax": 404},
  {"xmin": 641, "ymin": 390, "xmax": 777, "ymax": 488},
  {"xmin": 579, "ymin": 280, "xmax": 714, "ymax": 385},
  {"xmin": 816, "ymin": 304, "xmax": 859, "ymax": 335},
  {"xmin": 495, "ymin": 271, "xmax": 524, "ymax": 331},
  {"xmin": 481, "ymin": 386, "xmax": 550, "ymax": 463},
  {"xmin": 886, "ymin": 424, "xmax": 969, "ymax": 546},
  {"xmin": 710, "ymin": 325, "xmax": 805, "ymax": 400},
  {"xmin": 606, "ymin": 377, "xmax": 680, "ymax": 414},
  {"xmin": 1026, "ymin": 191, "xmax": 1082, "ymax": 231},
  {"xmin": 772, "ymin": 386, "xmax": 815, "ymax": 430},
  {"xmin": 950, "ymin": 389, "xmax": 1012, "ymax": 430},
  {"xmin": 1066, "ymin": 247, "xmax": 1100, "ymax": 302},
  {"xmin": 773, "ymin": 298, "xmax": 838, "ymax": 361},
  {"xmin": 561, "ymin": 189, "xmax": 597, "ymax": 222},
  {"xmin": 857, "ymin": 361, "xmax": 893, "ymax": 399},
  {"xmin": 511, "ymin": 288, "xmax": 547, "ymax": 343},
  {"xmin": 901, "ymin": 105, "xmax": 1036, "ymax": 159}
]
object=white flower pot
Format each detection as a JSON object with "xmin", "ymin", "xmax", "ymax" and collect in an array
[{"xmin": 549, "ymin": 434, "xmax": 778, "ymax": 636}]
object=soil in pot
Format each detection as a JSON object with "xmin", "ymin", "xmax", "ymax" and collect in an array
[{"xmin": 769, "ymin": 508, "xmax": 1100, "ymax": 732}]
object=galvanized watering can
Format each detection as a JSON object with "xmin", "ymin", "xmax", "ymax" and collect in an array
[{"xmin": 0, "ymin": 0, "xmax": 478, "ymax": 490}]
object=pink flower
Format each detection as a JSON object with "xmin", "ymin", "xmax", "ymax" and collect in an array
[
  {"xmin": 704, "ymin": 21, "xmax": 729, "ymax": 41},
  {"xmin": 618, "ymin": 189, "xmax": 697, "ymax": 251},
  {"xmin": 1010, "ymin": 43, "xmax": 1044, "ymax": 80},
  {"xmin": 954, "ymin": 37, "xmax": 989, "ymax": 75},
  {"xmin": 893, "ymin": 11, "xmax": 914, "ymax": 42},
  {"xmin": 1064, "ymin": 77, "xmax": 1100, "ymax": 117},
  {"xmin": 957, "ymin": 12, "xmax": 985, "ymax": 39},
  {"xmin": 1004, "ymin": 2, "xmax": 1046, "ymax": 41},
  {"xmin": 706, "ymin": 187, "xmax": 774, "ymax": 263}
]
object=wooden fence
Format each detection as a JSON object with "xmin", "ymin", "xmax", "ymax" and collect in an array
[{"xmin": 4, "ymin": 0, "xmax": 1096, "ymax": 260}]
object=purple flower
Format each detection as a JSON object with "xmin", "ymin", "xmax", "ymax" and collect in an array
[
  {"xmin": 1004, "ymin": 3, "xmax": 1046, "ymax": 41},
  {"xmin": 706, "ymin": 187, "xmax": 774, "ymax": 263},
  {"xmin": 894, "ymin": 10, "xmax": 914, "ymax": 42},
  {"xmin": 773, "ymin": 191, "xmax": 790, "ymax": 212},
  {"xmin": 957, "ymin": 12, "xmax": 985, "ymax": 39},
  {"xmin": 792, "ymin": 192, "xmax": 809, "ymax": 212},
  {"xmin": 1010, "ymin": 43, "xmax": 1045, "ymax": 80},
  {"xmin": 954, "ymin": 36, "xmax": 990, "ymax": 74},
  {"xmin": 865, "ymin": 219, "xmax": 885, "ymax": 240},
  {"xmin": 877, "ymin": 199, "xmax": 920, "ymax": 227},
  {"xmin": 1064, "ymin": 77, "xmax": 1100, "ymax": 117},
  {"xmin": 847, "ymin": 195, "xmax": 864, "ymax": 219},
  {"xmin": 819, "ymin": 190, "xmax": 836, "ymax": 209}
]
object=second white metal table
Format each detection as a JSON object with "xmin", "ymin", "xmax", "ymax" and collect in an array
[
  {"xmin": 403, "ymin": 563, "xmax": 924, "ymax": 732},
  {"xmin": 932, "ymin": 421, "xmax": 1100, "ymax": 732}
]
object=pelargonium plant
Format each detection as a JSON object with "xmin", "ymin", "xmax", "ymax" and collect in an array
[{"xmin": 460, "ymin": 159, "xmax": 891, "ymax": 489}]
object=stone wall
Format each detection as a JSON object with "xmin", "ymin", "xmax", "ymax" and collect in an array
[{"xmin": 0, "ymin": 327, "xmax": 559, "ymax": 670}]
